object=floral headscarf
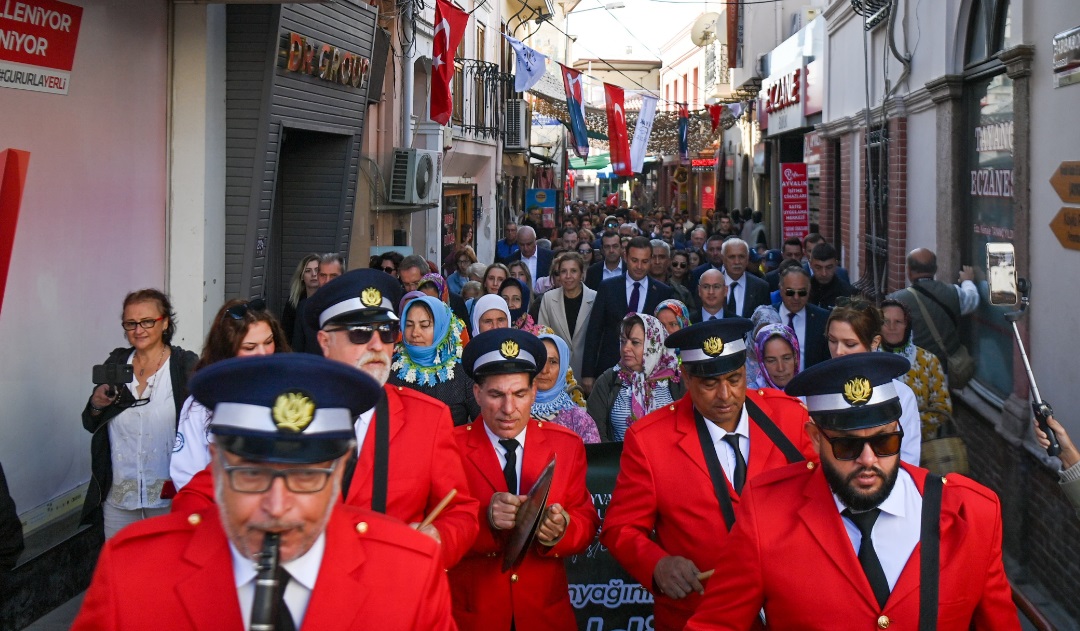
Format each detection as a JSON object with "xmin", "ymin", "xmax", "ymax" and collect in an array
[
  {"xmin": 470, "ymin": 294, "xmax": 511, "ymax": 336},
  {"xmin": 617, "ymin": 313, "xmax": 680, "ymax": 425},
  {"xmin": 533, "ymin": 333, "xmax": 580, "ymax": 420},
  {"xmin": 391, "ymin": 296, "xmax": 464, "ymax": 386},
  {"xmin": 398, "ymin": 290, "xmax": 426, "ymax": 316},
  {"xmin": 747, "ymin": 305, "xmax": 782, "ymax": 387},
  {"xmin": 418, "ymin": 273, "xmax": 449, "ymax": 303},
  {"xmin": 654, "ymin": 299, "xmax": 691, "ymax": 331},
  {"xmin": 753, "ymin": 323, "xmax": 801, "ymax": 389}
]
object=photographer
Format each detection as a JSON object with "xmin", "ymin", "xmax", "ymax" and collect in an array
[{"xmin": 81, "ymin": 289, "xmax": 197, "ymax": 538}]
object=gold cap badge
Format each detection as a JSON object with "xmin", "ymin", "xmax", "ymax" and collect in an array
[
  {"xmin": 361, "ymin": 287, "xmax": 382, "ymax": 308},
  {"xmin": 272, "ymin": 391, "xmax": 316, "ymax": 432},
  {"xmin": 702, "ymin": 336, "xmax": 725, "ymax": 357},
  {"xmin": 842, "ymin": 377, "xmax": 872, "ymax": 406},
  {"xmin": 500, "ymin": 339, "xmax": 520, "ymax": 359}
]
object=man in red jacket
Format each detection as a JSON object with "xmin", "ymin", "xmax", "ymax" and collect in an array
[
  {"xmin": 686, "ymin": 353, "xmax": 1020, "ymax": 630},
  {"xmin": 600, "ymin": 318, "xmax": 816, "ymax": 631},
  {"xmin": 448, "ymin": 329, "xmax": 599, "ymax": 631},
  {"xmin": 74, "ymin": 354, "xmax": 456, "ymax": 630},
  {"xmin": 173, "ymin": 269, "xmax": 478, "ymax": 569}
]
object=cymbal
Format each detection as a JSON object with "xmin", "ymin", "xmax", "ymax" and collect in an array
[{"xmin": 502, "ymin": 455, "xmax": 557, "ymax": 573}]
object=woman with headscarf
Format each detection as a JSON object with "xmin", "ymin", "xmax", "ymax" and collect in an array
[
  {"xmin": 587, "ymin": 313, "xmax": 685, "ymax": 442},
  {"xmin": 880, "ymin": 298, "xmax": 952, "ymax": 440},
  {"xmin": 533, "ymin": 333, "xmax": 601, "ymax": 443},
  {"xmin": 745, "ymin": 304, "xmax": 782, "ymax": 391},
  {"xmin": 753, "ymin": 323, "xmax": 801, "ymax": 390},
  {"xmin": 389, "ymin": 295, "xmax": 479, "ymax": 426},
  {"xmin": 499, "ymin": 277, "xmax": 542, "ymax": 334},
  {"xmin": 470, "ymin": 293, "xmax": 511, "ymax": 336},
  {"xmin": 653, "ymin": 299, "xmax": 691, "ymax": 337}
]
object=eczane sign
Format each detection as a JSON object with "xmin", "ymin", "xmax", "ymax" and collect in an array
[{"xmin": 761, "ymin": 62, "xmax": 806, "ymax": 135}]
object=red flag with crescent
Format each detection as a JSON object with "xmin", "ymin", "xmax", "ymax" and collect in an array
[
  {"xmin": 430, "ymin": 0, "xmax": 470, "ymax": 125},
  {"xmin": 603, "ymin": 83, "xmax": 632, "ymax": 177}
]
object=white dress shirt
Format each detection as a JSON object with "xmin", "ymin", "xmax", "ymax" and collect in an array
[
  {"xmin": 724, "ymin": 272, "xmax": 746, "ymax": 316},
  {"xmin": 354, "ymin": 407, "xmax": 375, "ymax": 454},
  {"xmin": 602, "ymin": 261, "xmax": 624, "ymax": 282},
  {"xmin": 232, "ymin": 531, "xmax": 326, "ymax": 630},
  {"xmin": 700, "ymin": 307, "xmax": 724, "ymax": 321},
  {"xmin": 703, "ymin": 407, "xmax": 750, "ymax": 486},
  {"xmin": 625, "ymin": 275, "xmax": 648, "ymax": 314},
  {"xmin": 484, "ymin": 422, "xmax": 527, "ymax": 494},
  {"xmin": 778, "ymin": 304, "xmax": 808, "ymax": 370},
  {"xmin": 522, "ymin": 253, "xmax": 539, "ymax": 291},
  {"xmin": 833, "ymin": 467, "xmax": 921, "ymax": 591}
]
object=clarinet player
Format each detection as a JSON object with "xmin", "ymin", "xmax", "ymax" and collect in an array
[{"xmin": 72, "ymin": 354, "xmax": 456, "ymax": 630}]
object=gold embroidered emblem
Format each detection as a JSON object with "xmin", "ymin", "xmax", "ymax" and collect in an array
[
  {"xmin": 500, "ymin": 339, "xmax": 520, "ymax": 359},
  {"xmin": 842, "ymin": 377, "xmax": 873, "ymax": 406},
  {"xmin": 272, "ymin": 392, "xmax": 316, "ymax": 432},
  {"xmin": 702, "ymin": 336, "xmax": 725, "ymax": 357},
  {"xmin": 361, "ymin": 287, "xmax": 382, "ymax": 307}
]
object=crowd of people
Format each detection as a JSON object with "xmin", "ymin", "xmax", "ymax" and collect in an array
[{"xmin": 55, "ymin": 202, "xmax": 1032, "ymax": 629}]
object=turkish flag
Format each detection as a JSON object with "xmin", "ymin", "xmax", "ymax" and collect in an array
[
  {"xmin": 430, "ymin": 0, "xmax": 470, "ymax": 125},
  {"xmin": 603, "ymin": 83, "xmax": 632, "ymax": 177}
]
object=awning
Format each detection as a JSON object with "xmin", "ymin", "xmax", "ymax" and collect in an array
[{"xmin": 569, "ymin": 153, "xmax": 610, "ymax": 170}]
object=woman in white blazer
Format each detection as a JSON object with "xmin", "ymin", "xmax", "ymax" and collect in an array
[{"xmin": 537, "ymin": 252, "xmax": 596, "ymax": 378}]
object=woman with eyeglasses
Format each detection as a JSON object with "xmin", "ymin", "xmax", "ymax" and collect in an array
[
  {"xmin": 447, "ymin": 245, "xmax": 476, "ymax": 295},
  {"xmin": 373, "ymin": 251, "xmax": 403, "ymax": 279},
  {"xmin": 537, "ymin": 252, "xmax": 595, "ymax": 377},
  {"xmin": 81, "ymin": 289, "xmax": 199, "ymax": 538},
  {"xmin": 169, "ymin": 298, "xmax": 291, "ymax": 492},
  {"xmin": 389, "ymin": 295, "xmax": 479, "ymax": 426},
  {"xmin": 281, "ymin": 253, "xmax": 319, "ymax": 344},
  {"xmin": 587, "ymin": 314, "xmax": 686, "ymax": 442},
  {"xmin": 576, "ymin": 242, "xmax": 596, "ymax": 265},
  {"xmin": 825, "ymin": 299, "xmax": 921, "ymax": 465}
]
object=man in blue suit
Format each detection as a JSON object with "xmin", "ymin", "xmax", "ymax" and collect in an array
[
  {"xmin": 506, "ymin": 226, "xmax": 554, "ymax": 293},
  {"xmin": 773, "ymin": 265, "xmax": 829, "ymax": 369},
  {"xmin": 581, "ymin": 236, "xmax": 674, "ymax": 393}
]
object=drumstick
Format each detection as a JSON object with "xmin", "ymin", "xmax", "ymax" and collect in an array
[
  {"xmin": 697, "ymin": 569, "xmax": 715, "ymax": 581},
  {"xmin": 418, "ymin": 489, "xmax": 458, "ymax": 530}
]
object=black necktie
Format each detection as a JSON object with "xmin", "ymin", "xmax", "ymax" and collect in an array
[
  {"xmin": 725, "ymin": 281, "xmax": 738, "ymax": 316},
  {"xmin": 787, "ymin": 311, "xmax": 796, "ymax": 330},
  {"xmin": 843, "ymin": 508, "xmax": 891, "ymax": 609},
  {"xmin": 276, "ymin": 567, "xmax": 296, "ymax": 631},
  {"xmin": 628, "ymin": 281, "xmax": 641, "ymax": 314},
  {"xmin": 499, "ymin": 438, "xmax": 519, "ymax": 494},
  {"xmin": 720, "ymin": 434, "xmax": 747, "ymax": 494}
]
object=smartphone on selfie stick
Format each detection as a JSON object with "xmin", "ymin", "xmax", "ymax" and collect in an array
[{"xmin": 92, "ymin": 364, "xmax": 134, "ymax": 399}]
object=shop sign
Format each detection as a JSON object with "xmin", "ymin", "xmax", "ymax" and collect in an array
[
  {"xmin": 1050, "ymin": 161, "xmax": 1080, "ymax": 204},
  {"xmin": 1053, "ymin": 25, "xmax": 1080, "ymax": 88},
  {"xmin": 691, "ymin": 157, "xmax": 717, "ymax": 172},
  {"xmin": 803, "ymin": 132, "xmax": 823, "ymax": 179},
  {"xmin": 780, "ymin": 162, "xmax": 809, "ymax": 239},
  {"xmin": 701, "ymin": 182, "xmax": 715, "ymax": 210},
  {"xmin": 1050, "ymin": 207, "xmax": 1080, "ymax": 251},
  {"xmin": 282, "ymin": 32, "xmax": 371, "ymax": 89},
  {"xmin": 761, "ymin": 62, "xmax": 807, "ymax": 135},
  {"xmin": 526, "ymin": 188, "xmax": 556, "ymax": 229},
  {"xmin": 0, "ymin": 0, "xmax": 82, "ymax": 95}
]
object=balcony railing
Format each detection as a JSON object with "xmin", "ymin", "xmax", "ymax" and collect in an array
[{"xmin": 452, "ymin": 59, "xmax": 514, "ymax": 140}]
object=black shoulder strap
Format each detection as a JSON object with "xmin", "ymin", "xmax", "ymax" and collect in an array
[
  {"xmin": 371, "ymin": 394, "xmax": 391, "ymax": 514},
  {"xmin": 743, "ymin": 398, "xmax": 805, "ymax": 464},
  {"xmin": 693, "ymin": 409, "xmax": 737, "ymax": 530},
  {"xmin": 919, "ymin": 474, "xmax": 944, "ymax": 631},
  {"xmin": 910, "ymin": 284, "xmax": 960, "ymax": 328}
]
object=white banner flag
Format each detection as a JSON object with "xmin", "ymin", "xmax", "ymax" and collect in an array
[
  {"xmin": 502, "ymin": 33, "xmax": 547, "ymax": 93},
  {"xmin": 629, "ymin": 94, "xmax": 658, "ymax": 174}
]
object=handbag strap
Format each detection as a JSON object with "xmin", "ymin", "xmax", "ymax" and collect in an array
[
  {"xmin": 919, "ymin": 474, "xmax": 944, "ymax": 631},
  {"xmin": 910, "ymin": 283, "xmax": 960, "ymax": 327},
  {"xmin": 907, "ymin": 288, "xmax": 950, "ymax": 356}
]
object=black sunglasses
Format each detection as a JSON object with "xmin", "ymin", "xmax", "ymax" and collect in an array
[
  {"xmin": 671, "ymin": 262, "xmax": 688, "ymax": 268},
  {"xmin": 818, "ymin": 427, "xmax": 904, "ymax": 461},
  {"xmin": 328, "ymin": 323, "xmax": 397, "ymax": 345},
  {"xmin": 784, "ymin": 289, "xmax": 809, "ymax": 297},
  {"xmin": 382, "ymin": 266, "xmax": 396, "ymax": 273},
  {"xmin": 577, "ymin": 248, "xmax": 593, "ymax": 254},
  {"xmin": 225, "ymin": 298, "xmax": 266, "ymax": 321}
]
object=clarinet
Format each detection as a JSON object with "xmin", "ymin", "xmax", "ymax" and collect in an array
[{"xmin": 249, "ymin": 532, "xmax": 282, "ymax": 631}]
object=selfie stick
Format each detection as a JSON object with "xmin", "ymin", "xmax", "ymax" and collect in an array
[{"xmin": 1005, "ymin": 278, "xmax": 1060, "ymax": 457}]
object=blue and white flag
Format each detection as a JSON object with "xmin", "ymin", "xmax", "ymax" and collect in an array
[
  {"xmin": 629, "ymin": 94, "xmax": 657, "ymax": 173},
  {"xmin": 502, "ymin": 33, "xmax": 547, "ymax": 93}
]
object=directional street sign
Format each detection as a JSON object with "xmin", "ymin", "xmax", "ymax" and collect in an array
[
  {"xmin": 1050, "ymin": 161, "xmax": 1080, "ymax": 204},
  {"xmin": 1049, "ymin": 207, "xmax": 1080, "ymax": 251}
]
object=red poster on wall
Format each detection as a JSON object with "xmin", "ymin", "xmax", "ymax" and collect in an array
[
  {"xmin": 0, "ymin": 149, "xmax": 30, "ymax": 318},
  {"xmin": 0, "ymin": 0, "xmax": 84, "ymax": 94},
  {"xmin": 701, "ymin": 183, "xmax": 715, "ymax": 210},
  {"xmin": 780, "ymin": 162, "xmax": 809, "ymax": 240}
]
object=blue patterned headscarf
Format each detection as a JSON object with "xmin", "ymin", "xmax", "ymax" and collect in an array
[
  {"xmin": 533, "ymin": 333, "xmax": 579, "ymax": 418},
  {"xmin": 392, "ymin": 296, "xmax": 463, "ymax": 385}
]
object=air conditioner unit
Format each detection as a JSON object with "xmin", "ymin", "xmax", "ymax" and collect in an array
[
  {"xmin": 388, "ymin": 148, "xmax": 441, "ymax": 205},
  {"xmin": 504, "ymin": 99, "xmax": 530, "ymax": 152}
]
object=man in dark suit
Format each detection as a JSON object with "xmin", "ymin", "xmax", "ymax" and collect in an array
[
  {"xmin": 690, "ymin": 268, "xmax": 728, "ymax": 323},
  {"xmin": 765, "ymin": 237, "xmax": 805, "ymax": 292},
  {"xmin": 719, "ymin": 238, "xmax": 771, "ymax": 318},
  {"xmin": 773, "ymin": 265, "xmax": 829, "ymax": 369},
  {"xmin": 506, "ymin": 226, "xmax": 553, "ymax": 293},
  {"xmin": 585, "ymin": 230, "xmax": 624, "ymax": 290},
  {"xmin": 581, "ymin": 236, "xmax": 673, "ymax": 393},
  {"xmin": 688, "ymin": 234, "xmax": 725, "ymax": 295}
]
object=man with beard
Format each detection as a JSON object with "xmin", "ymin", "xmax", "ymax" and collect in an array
[
  {"xmin": 74, "ymin": 354, "xmax": 455, "ymax": 630},
  {"xmin": 685, "ymin": 353, "xmax": 1019, "ymax": 630},
  {"xmin": 172, "ymin": 270, "xmax": 478, "ymax": 570}
]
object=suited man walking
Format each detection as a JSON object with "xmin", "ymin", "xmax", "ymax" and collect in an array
[
  {"xmin": 581, "ymin": 236, "xmax": 674, "ymax": 393},
  {"xmin": 585, "ymin": 230, "xmax": 625, "ymax": 290},
  {"xmin": 719, "ymin": 238, "xmax": 771, "ymax": 318},
  {"xmin": 506, "ymin": 226, "xmax": 553, "ymax": 294},
  {"xmin": 774, "ymin": 266, "xmax": 829, "ymax": 369}
]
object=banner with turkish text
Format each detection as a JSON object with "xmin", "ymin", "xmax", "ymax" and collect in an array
[
  {"xmin": 781, "ymin": 162, "xmax": 810, "ymax": 240},
  {"xmin": 603, "ymin": 84, "xmax": 632, "ymax": 177},
  {"xmin": 430, "ymin": 0, "xmax": 470, "ymax": 125},
  {"xmin": 502, "ymin": 33, "xmax": 547, "ymax": 93},
  {"xmin": 629, "ymin": 94, "xmax": 657, "ymax": 174},
  {"xmin": 560, "ymin": 64, "xmax": 589, "ymax": 159}
]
